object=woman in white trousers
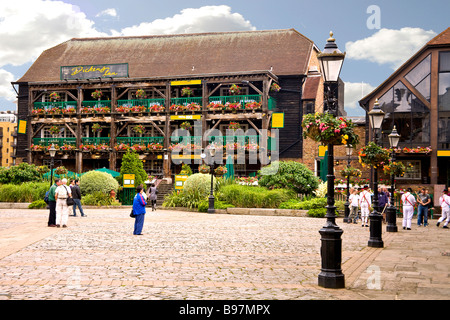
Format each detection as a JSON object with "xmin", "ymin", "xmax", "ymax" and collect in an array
[
  {"xmin": 401, "ymin": 188, "xmax": 416, "ymax": 230},
  {"xmin": 55, "ymin": 178, "xmax": 71, "ymax": 228}
]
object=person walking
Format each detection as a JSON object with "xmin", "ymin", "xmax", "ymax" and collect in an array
[
  {"xmin": 132, "ymin": 185, "xmax": 147, "ymax": 235},
  {"xmin": 359, "ymin": 185, "xmax": 371, "ymax": 227},
  {"xmin": 401, "ymin": 188, "xmax": 416, "ymax": 230},
  {"xmin": 437, "ymin": 189, "xmax": 450, "ymax": 229},
  {"xmin": 47, "ymin": 179, "xmax": 61, "ymax": 227},
  {"xmin": 348, "ymin": 188, "xmax": 359, "ymax": 224},
  {"xmin": 417, "ymin": 188, "xmax": 431, "ymax": 227},
  {"xmin": 71, "ymin": 179, "xmax": 86, "ymax": 217},
  {"xmin": 378, "ymin": 187, "xmax": 389, "ymax": 223},
  {"xmin": 55, "ymin": 178, "xmax": 72, "ymax": 228},
  {"xmin": 149, "ymin": 183, "xmax": 158, "ymax": 211}
]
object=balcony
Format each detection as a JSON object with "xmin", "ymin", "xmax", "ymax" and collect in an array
[
  {"xmin": 33, "ymin": 101, "xmax": 77, "ymax": 116},
  {"xmin": 117, "ymin": 98, "xmax": 165, "ymax": 114}
]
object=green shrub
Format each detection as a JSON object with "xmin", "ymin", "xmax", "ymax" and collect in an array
[
  {"xmin": 278, "ymin": 199, "xmax": 304, "ymax": 209},
  {"xmin": 197, "ymin": 200, "xmax": 235, "ymax": 212},
  {"xmin": 0, "ymin": 182, "xmax": 49, "ymax": 202},
  {"xmin": 28, "ymin": 199, "xmax": 47, "ymax": 209},
  {"xmin": 80, "ymin": 171, "xmax": 119, "ymax": 196},
  {"xmin": 308, "ymin": 208, "xmax": 327, "ymax": 218},
  {"xmin": 0, "ymin": 163, "xmax": 41, "ymax": 184},
  {"xmin": 258, "ymin": 161, "xmax": 319, "ymax": 195},
  {"xmin": 162, "ymin": 189, "xmax": 206, "ymax": 209},
  {"xmin": 81, "ymin": 191, "xmax": 121, "ymax": 206},
  {"xmin": 117, "ymin": 150, "xmax": 147, "ymax": 186},
  {"xmin": 219, "ymin": 184, "xmax": 295, "ymax": 208},
  {"xmin": 183, "ymin": 173, "xmax": 216, "ymax": 197}
]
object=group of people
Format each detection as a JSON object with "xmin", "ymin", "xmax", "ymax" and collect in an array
[
  {"xmin": 47, "ymin": 178, "xmax": 85, "ymax": 228},
  {"xmin": 347, "ymin": 185, "xmax": 450, "ymax": 230}
]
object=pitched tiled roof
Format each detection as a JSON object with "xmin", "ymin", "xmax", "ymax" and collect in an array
[
  {"xmin": 18, "ymin": 29, "xmax": 315, "ymax": 83},
  {"xmin": 427, "ymin": 27, "xmax": 450, "ymax": 46}
]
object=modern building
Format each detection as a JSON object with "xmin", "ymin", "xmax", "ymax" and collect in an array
[
  {"xmin": 12, "ymin": 28, "xmax": 350, "ymax": 179},
  {"xmin": 359, "ymin": 27, "xmax": 450, "ymax": 192},
  {"xmin": 0, "ymin": 112, "xmax": 17, "ymax": 167}
]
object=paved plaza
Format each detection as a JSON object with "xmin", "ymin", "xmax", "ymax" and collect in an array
[{"xmin": 0, "ymin": 208, "xmax": 448, "ymax": 300}]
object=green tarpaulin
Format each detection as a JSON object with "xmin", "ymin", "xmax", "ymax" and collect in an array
[
  {"xmin": 320, "ymin": 150, "xmax": 328, "ymax": 182},
  {"xmin": 223, "ymin": 155, "xmax": 235, "ymax": 180}
]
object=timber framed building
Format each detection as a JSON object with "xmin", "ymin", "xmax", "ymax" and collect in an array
[{"xmin": 12, "ymin": 29, "xmax": 336, "ymax": 178}]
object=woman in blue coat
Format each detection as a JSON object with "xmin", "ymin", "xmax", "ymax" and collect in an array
[{"xmin": 132, "ymin": 186, "xmax": 147, "ymax": 235}]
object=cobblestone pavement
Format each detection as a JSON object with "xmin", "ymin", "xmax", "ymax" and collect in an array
[{"xmin": 0, "ymin": 208, "xmax": 448, "ymax": 300}]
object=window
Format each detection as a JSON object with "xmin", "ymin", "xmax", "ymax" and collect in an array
[
  {"xmin": 405, "ymin": 54, "xmax": 431, "ymax": 101},
  {"xmin": 438, "ymin": 51, "xmax": 450, "ymax": 149},
  {"xmin": 398, "ymin": 160, "xmax": 421, "ymax": 180},
  {"xmin": 303, "ymin": 102, "xmax": 314, "ymax": 115}
]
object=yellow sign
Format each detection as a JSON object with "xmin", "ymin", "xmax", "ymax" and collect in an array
[
  {"xmin": 157, "ymin": 155, "xmax": 163, "ymax": 159},
  {"xmin": 170, "ymin": 115, "xmax": 202, "ymax": 120},
  {"xmin": 171, "ymin": 80, "xmax": 202, "ymax": 86},
  {"xmin": 437, "ymin": 150, "xmax": 450, "ymax": 157},
  {"xmin": 174, "ymin": 175, "xmax": 189, "ymax": 190},
  {"xmin": 18, "ymin": 120, "xmax": 27, "ymax": 134},
  {"xmin": 319, "ymin": 146, "xmax": 328, "ymax": 157},
  {"xmin": 271, "ymin": 113, "xmax": 284, "ymax": 128},
  {"xmin": 123, "ymin": 174, "xmax": 135, "ymax": 188}
]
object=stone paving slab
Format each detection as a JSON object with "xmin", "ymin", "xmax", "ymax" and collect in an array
[{"xmin": 0, "ymin": 208, "xmax": 448, "ymax": 300}]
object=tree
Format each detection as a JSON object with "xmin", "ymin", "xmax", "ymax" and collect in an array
[
  {"xmin": 258, "ymin": 161, "xmax": 319, "ymax": 195},
  {"xmin": 79, "ymin": 171, "xmax": 119, "ymax": 196},
  {"xmin": 117, "ymin": 150, "xmax": 147, "ymax": 187}
]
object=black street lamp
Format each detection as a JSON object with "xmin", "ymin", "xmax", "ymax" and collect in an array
[
  {"xmin": 207, "ymin": 146, "xmax": 216, "ymax": 214},
  {"xmin": 386, "ymin": 126, "xmax": 400, "ymax": 232},
  {"xmin": 48, "ymin": 144, "xmax": 57, "ymax": 188},
  {"xmin": 317, "ymin": 32, "xmax": 346, "ymax": 289},
  {"xmin": 343, "ymin": 145, "xmax": 353, "ymax": 223},
  {"xmin": 367, "ymin": 99, "xmax": 385, "ymax": 248}
]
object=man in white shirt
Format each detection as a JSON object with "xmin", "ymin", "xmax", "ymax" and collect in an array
[
  {"xmin": 437, "ymin": 189, "xmax": 450, "ymax": 229},
  {"xmin": 55, "ymin": 178, "xmax": 72, "ymax": 228},
  {"xmin": 348, "ymin": 188, "xmax": 359, "ymax": 224},
  {"xmin": 401, "ymin": 188, "xmax": 416, "ymax": 230},
  {"xmin": 359, "ymin": 185, "xmax": 371, "ymax": 227}
]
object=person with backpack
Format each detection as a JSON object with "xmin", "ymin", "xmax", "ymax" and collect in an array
[
  {"xmin": 401, "ymin": 188, "xmax": 416, "ymax": 230},
  {"xmin": 47, "ymin": 179, "xmax": 61, "ymax": 227}
]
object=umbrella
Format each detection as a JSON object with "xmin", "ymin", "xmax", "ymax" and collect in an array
[{"xmin": 224, "ymin": 155, "xmax": 235, "ymax": 180}]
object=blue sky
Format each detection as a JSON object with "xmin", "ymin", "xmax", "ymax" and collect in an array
[{"xmin": 1, "ymin": 0, "xmax": 449, "ymax": 116}]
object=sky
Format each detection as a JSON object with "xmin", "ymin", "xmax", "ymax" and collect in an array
[{"xmin": 0, "ymin": 0, "xmax": 449, "ymax": 116}]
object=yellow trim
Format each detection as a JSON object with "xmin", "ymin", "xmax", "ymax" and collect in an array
[
  {"xmin": 437, "ymin": 150, "xmax": 450, "ymax": 157},
  {"xmin": 170, "ymin": 115, "xmax": 201, "ymax": 120},
  {"xmin": 171, "ymin": 80, "xmax": 202, "ymax": 86}
]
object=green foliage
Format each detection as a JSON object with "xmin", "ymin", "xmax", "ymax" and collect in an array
[
  {"xmin": 197, "ymin": 200, "xmax": 234, "ymax": 212},
  {"xmin": 0, "ymin": 182, "xmax": 48, "ymax": 202},
  {"xmin": 81, "ymin": 191, "xmax": 121, "ymax": 206},
  {"xmin": 117, "ymin": 150, "xmax": 147, "ymax": 186},
  {"xmin": 308, "ymin": 208, "xmax": 327, "ymax": 218},
  {"xmin": 258, "ymin": 161, "xmax": 319, "ymax": 195},
  {"xmin": 218, "ymin": 184, "xmax": 295, "ymax": 208},
  {"xmin": 79, "ymin": 171, "xmax": 119, "ymax": 196},
  {"xmin": 180, "ymin": 163, "xmax": 193, "ymax": 175},
  {"xmin": 183, "ymin": 173, "xmax": 216, "ymax": 197},
  {"xmin": 162, "ymin": 189, "xmax": 205, "ymax": 209},
  {"xmin": 0, "ymin": 163, "xmax": 41, "ymax": 184},
  {"xmin": 28, "ymin": 199, "xmax": 47, "ymax": 209}
]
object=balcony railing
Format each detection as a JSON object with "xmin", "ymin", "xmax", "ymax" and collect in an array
[
  {"xmin": 33, "ymin": 101, "xmax": 78, "ymax": 114},
  {"xmin": 117, "ymin": 99, "xmax": 165, "ymax": 113},
  {"xmin": 33, "ymin": 138, "xmax": 77, "ymax": 146},
  {"xmin": 117, "ymin": 137, "xmax": 164, "ymax": 145}
]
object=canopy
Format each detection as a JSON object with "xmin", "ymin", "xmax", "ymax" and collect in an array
[
  {"xmin": 94, "ymin": 167, "xmax": 120, "ymax": 178},
  {"xmin": 43, "ymin": 169, "xmax": 80, "ymax": 179}
]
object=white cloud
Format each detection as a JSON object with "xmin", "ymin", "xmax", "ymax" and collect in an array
[
  {"xmin": 118, "ymin": 5, "xmax": 256, "ymax": 36},
  {"xmin": 345, "ymin": 28, "xmax": 437, "ymax": 69},
  {"xmin": 0, "ymin": 69, "xmax": 16, "ymax": 101},
  {"xmin": 344, "ymin": 82, "xmax": 376, "ymax": 111},
  {"xmin": 96, "ymin": 8, "xmax": 118, "ymax": 18}
]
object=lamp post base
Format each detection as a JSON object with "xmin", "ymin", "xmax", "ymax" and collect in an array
[
  {"xmin": 343, "ymin": 203, "xmax": 350, "ymax": 223},
  {"xmin": 386, "ymin": 206, "xmax": 398, "ymax": 232},
  {"xmin": 318, "ymin": 225, "xmax": 345, "ymax": 289},
  {"xmin": 368, "ymin": 212, "xmax": 384, "ymax": 248},
  {"xmin": 207, "ymin": 195, "xmax": 215, "ymax": 214}
]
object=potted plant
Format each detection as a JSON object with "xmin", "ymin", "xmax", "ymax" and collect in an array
[
  {"xmin": 245, "ymin": 101, "xmax": 261, "ymax": 112},
  {"xmin": 225, "ymin": 102, "xmax": 241, "ymax": 112},
  {"xmin": 187, "ymin": 102, "xmax": 201, "ymax": 113},
  {"xmin": 92, "ymin": 123, "xmax": 102, "ymax": 133},
  {"xmin": 207, "ymin": 102, "xmax": 224, "ymax": 113},
  {"xmin": 91, "ymin": 89, "xmax": 103, "ymax": 100},
  {"xmin": 302, "ymin": 113, "xmax": 359, "ymax": 146},
  {"xmin": 228, "ymin": 122, "xmax": 241, "ymax": 131},
  {"xmin": 229, "ymin": 84, "xmax": 241, "ymax": 95},
  {"xmin": 383, "ymin": 160, "xmax": 406, "ymax": 177},
  {"xmin": 199, "ymin": 164, "xmax": 210, "ymax": 174},
  {"xmin": 149, "ymin": 104, "xmax": 165, "ymax": 113},
  {"xmin": 340, "ymin": 167, "xmax": 362, "ymax": 179},
  {"xmin": 180, "ymin": 121, "xmax": 192, "ymax": 131},
  {"xmin": 358, "ymin": 142, "xmax": 390, "ymax": 168},
  {"xmin": 55, "ymin": 166, "xmax": 68, "ymax": 175},
  {"xmin": 132, "ymin": 124, "xmax": 146, "ymax": 135},
  {"xmin": 181, "ymin": 87, "xmax": 194, "ymax": 97},
  {"xmin": 135, "ymin": 89, "xmax": 147, "ymax": 99},
  {"xmin": 49, "ymin": 92, "xmax": 61, "ymax": 102},
  {"xmin": 49, "ymin": 126, "xmax": 61, "ymax": 136}
]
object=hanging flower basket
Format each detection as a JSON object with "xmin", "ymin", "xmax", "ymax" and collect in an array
[
  {"xmin": 135, "ymin": 89, "xmax": 147, "ymax": 99},
  {"xmin": 181, "ymin": 87, "xmax": 194, "ymax": 97},
  {"xmin": 340, "ymin": 167, "xmax": 362, "ymax": 178},
  {"xmin": 132, "ymin": 125, "xmax": 146, "ymax": 135},
  {"xmin": 214, "ymin": 166, "xmax": 227, "ymax": 176},
  {"xmin": 383, "ymin": 160, "xmax": 406, "ymax": 177},
  {"xmin": 302, "ymin": 113, "xmax": 359, "ymax": 146},
  {"xmin": 91, "ymin": 90, "xmax": 103, "ymax": 99},
  {"xmin": 270, "ymin": 83, "xmax": 281, "ymax": 92},
  {"xmin": 180, "ymin": 121, "xmax": 192, "ymax": 131},
  {"xmin": 199, "ymin": 164, "xmax": 210, "ymax": 174},
  {"xmin": 228, "ymin": 122, "xmax": 241, "ymax": 131},
  {"xmin": 55, "ymin": 166, "xmax": 68, "ymax": 175},
  {"xmin": 49, "ymin": 92, "xmax": 61, "ymax": 102},
  {"xmin": 92, "ymin": 123, "xmax": 102, "ymax": 133},
  {"xmin": 229, "ymin": 84, "xmax": 241, "ymax": 95},
  {"xmin": 49, "ymin": 126, "xmax": 61, "ymax": 135},
  {"xmin": 358, "ymin": 142, "xmax": 390, "ymax": 168}
]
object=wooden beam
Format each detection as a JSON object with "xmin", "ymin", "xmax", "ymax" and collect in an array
[
  {"xmin": 148, "ymin": 120, "xmax": 165, "ymax": 136},
  {"xmin": 64, "ymin": 123, "xmax": 77, "ymax": 137},
  {"xmin": 208, "ymin": 84, "xmax": 222, "ymax": 97},
  {"xmin": 31, "ymin": 123, "xmax": 46, "ymax": 138},
  {"xmin": 117, "ymin": 88, "xmax": 130, "ymax": 100},
  {"xmin": 117, "ymin": 121, "xmax": 129, "ymax": 136},
  {"xmin": 246, "ymin": 119, "xmax": 261, "ymax": 136}
]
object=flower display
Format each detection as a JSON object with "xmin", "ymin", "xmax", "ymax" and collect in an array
[
  {"xmin": 49, "ymin": 92, "xmax": 60, "ymax": 101},
  {"xmin": 149, "ymin": 104, "xmax": 165, "ymax": 113},
  {"xmin": 30, "ymin": 144, "xmax": 46, "ymax": 151},
  {"xmin": 225, "ymin": 142, "xmax": 245, "ymax": 151},
  {"xmin": 135, "ymin": 89, "xmax": 147, "ymax": 99},
  {"xmin": 130, "ymin": 105, "xmax": 146, "ymax": 113},
  {"xmin": 49, "ymin": 126, "xmax": 61, "ymax": 135},
  {"xmin": 132, "ymin": 125, "xmax": 146, "ymax": 135},
  {"xmin": 92, "ymin": 123, "xmax": 102, "ymax": 133},
  {"xmin": 181, "ymin": 87, "xmax": 194, "ymax": 97},
  {"xmin": 358, "ymin": 142, "xmax": 390, "ymax": 168},
  {"xmin": 244, "ymin": 101, "xmax": 261, "ymax": 110},
  {"xmin": 180, "ymin": 121, "xmax": 192, "ymax": 131},
  {"xmin": 169, "ymin": 104, "xmax": 185, "ymax": 112},
  {"xmin": 229, "ymin": 84, "xmax": 241, "ymax": 95},
  {"xmin": 55, "ymin": 166, "xmax": 68, "ymax": 175},
  {"xmin": 168, "ymin": 143, "xmax": 202, "ymax": 151},
  {"xmin": 383, "ymin": 160, "xmax": 406, "ymax": 177},
  {"xmin": 147, "ymin": 143, "xmax": 163, "ymax": 151},
  {"xmin": 214, "ymin": 166, "xmax": 227, "ymax": 176},
  {"xmin": 270, "ymin": 83, "xmax": 281, "ymax": 92},
  {"xmin": 81, "ymin": 106, "xmax": 110, "ymax": 114},
  {"xmin": 187, "ymin": 103, "xmax": 201, "ymax": 111},
  {"xmin": 32, "ymin": 108, "xmax": 45, "ymax": 115},
  {"xmin": 60, "ymin": 144, "xmax": 76, "ymax": 151},
  {"xmin": 225, "ymin": 102, "xmax": 241, "ymax": 111},
  {"xmin": 302, "ymin": 113, "xmax": 359, "ymax": 146},
  {"xmin": 207, "ymin": 102, "xmax": 224, "ymax": 110},
  {"xmin": 116, "ymin": 105, "xmax": 131, "ymax": 113},
  {"xmin": 114, "ymin": 143, "xmax": 131, "ymax": 151},
  {"xmin": 63, "ymin": 107, "xmax": 76, "ymax": 114},
  {"xmin": 236, "ymin": 176, "xmax": 258, "ymax": 185},
  {"xmin": 228, "ymin": 122, "xmax": 241, "ymax": 131},
  {"xmin": 340, "ymin": 166, "xmax": 362, "ymax": 178},
  {"xmin": 391, "ymin": 146, "xmax": 432, "ymax": 154},
  {"xmin": 199, "ymin": 164, "xmax": 210, "ymax": 174},
  {"xmin": 46, "ymin": 107, "xmax": 63, "ymax": 115},
  {"xmin": 91, "ymin": 90, "xmax": 103, "ymax": 99},
  {"xmin": 131, "ymin": 144, "xmax": 147, "ymax": 152}
]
